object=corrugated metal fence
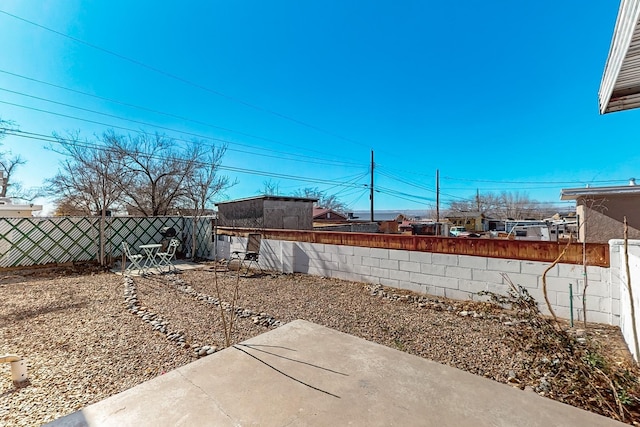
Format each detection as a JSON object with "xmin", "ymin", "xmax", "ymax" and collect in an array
[{"xmin": 0, "ymin": 216, "xmax": 213, "ymax": 268}]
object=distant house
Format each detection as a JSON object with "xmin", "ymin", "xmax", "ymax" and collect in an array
[
  {"xmin": 561, "ymin": 181, "xmax": 640, "ymax": 243},
  {"xmin": 216, "ymin": 195, "xmax": 317, "ymax": 230},
  {"xmin": 445, "ymin": 212, "xmax": 487, "ymax": 232},
  {"xmin": 312, "ymin": 208, "xmax": 347, "ymax": 222},
  {"xmin": 0, "ymin": 198, "xmax": 42, "ymax": 218},
  {"xmin": 398, "ymin": 221, "xmax": 440, "ymax": 236}
]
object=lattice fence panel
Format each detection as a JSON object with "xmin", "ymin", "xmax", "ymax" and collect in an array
[
  {"xmin": 181, "ymin": 217, "xmax": 213, "ymax": 259},
  {"xmin": 0, "ymin": 216, "xmax": 211, "ymax": 268},
  {"xmin": 105, "ymin": 217, "xmax": 184, "ymax": 257},
  {"xmin": 0, "ymin": 217, "xmax": 99, "ymax": 267}
]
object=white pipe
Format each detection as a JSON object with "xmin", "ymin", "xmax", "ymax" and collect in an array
[
  {"xmin": 0, "ymin": 354, "xmax": 21, "ymax": 363},
  {"xmin": 1, "ymin": 354, "xmax": 28, "ymax": 384}
]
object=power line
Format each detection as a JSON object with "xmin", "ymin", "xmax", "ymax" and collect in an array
[
  {"xmin": 0, "ymin": 87, "xmax": 363, "ymax": 167},
  {"xmin": 374, "ymin": 190, "xmax": 433, "ymax": 207},
  {"xmin": 344, "ymin": 189, "xmax": 369, "ymax": 210},
  {"xmin": 377, "ymin": 168, "xmax": 436, "ymax": 193},
  {"xmin": 10, "ymin": 126, "xmax": 576, "ymax": 210},
  {"xmin": 442, "ymin": 175, "xmax": 628, "ymax": 186},
  {"xmin": 0, "ymin": 9, "xmax": 367, "ymax": 147},
  {"xmin": 376, "ymin": 166, "xmax": 467, "ymax": 201},
  {"xmin": 0, "ymin": 68, "xmax": 364, "ymax": 164},
  {"xmin": 375, "ymin": 185, "xmax": 436, "ymax": 203},
  {"xmin": 3, "ymin": 128, "xmax": 369, "ymax": 189},
  {"xmin": 0, "ymin": 97, "xmax": 365, "ymax": 169}
]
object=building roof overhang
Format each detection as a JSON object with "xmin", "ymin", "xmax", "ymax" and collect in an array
[
  {"xmin": 600, "ymin": 0, "xmax": 640, "ymax": 114},
  {"xmin": 215, "ymin": 195, "xmax": 318, "ymax": 206},
  {"xmin": 560, "ymin": 185, "xmax": 640, "ymax": 200}
]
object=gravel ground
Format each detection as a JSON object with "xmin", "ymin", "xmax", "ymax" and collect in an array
[{"xmin": 0, "ymin": 264, "xmax": 637, "ymax": 426}]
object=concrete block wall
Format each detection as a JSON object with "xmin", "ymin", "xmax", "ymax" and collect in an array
[
  {"xmin": 226, "ymin": 235, "xmax": 615, "ymax": 327},
  {"xmin": 610, "ymin": 239, "xmax": 640, "ymax": 360}
]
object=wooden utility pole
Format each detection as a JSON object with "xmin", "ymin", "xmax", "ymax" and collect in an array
[
  {"xmin": 436, "ymin": 169, "xmax": 440, "ymax": 235},
  {"xmin": 370, "ymin": 150, "xmax": 374, "ymax": 222}
]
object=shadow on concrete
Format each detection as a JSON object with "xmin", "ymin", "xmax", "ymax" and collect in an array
[{"xmin": 233, "ymin": 343, "xmax": 345, "ymax": 399}]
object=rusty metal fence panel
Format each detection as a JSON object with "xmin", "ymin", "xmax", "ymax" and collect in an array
[
  {"xmin": 0, "ymin": 216, "xmax": 212, "ymax": 268},
  {"xmin": 217, "ymin": 227, "xmax": 610, "ymax": 267}
]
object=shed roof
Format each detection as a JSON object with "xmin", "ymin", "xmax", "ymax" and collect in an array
[
  {"xmin": 215, "ymin": 195, "xmax": 318, "ymax": 205},
  {"xmin": 312, "ymin": 208, "xmax": 347, "ymax": 220},
  {"xmin": 600, "ymin": 0, "xmax": 640, "ymax": 113}
]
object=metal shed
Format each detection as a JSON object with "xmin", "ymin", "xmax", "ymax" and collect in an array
[{"xmin": 215, "ymin": 195, "xmax": 317, "ymax": 230}]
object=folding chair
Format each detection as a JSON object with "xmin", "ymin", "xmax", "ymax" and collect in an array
[
  {"xmin": 227, "ymin": 233, "xmax": 263, "ymax": 276},
  {"xmin": 157, "ymin": 239, "xmax": 180, "ymax": 273},
  {"xmin": 122, "ymin": 242, "xmax": 145, "ymax": 276}
]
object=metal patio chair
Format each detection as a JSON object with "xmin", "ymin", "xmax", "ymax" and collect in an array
[
  {"xmin": 227, "ymin": 233, "xmax": 263, "ymax": 276},
  {"xmin": 157, "ymin": 238, "xmax": 180, "ymax": 273},
  {"xmin": 122, "ymin": 242, "xmax": 145, "ymax": 276}
]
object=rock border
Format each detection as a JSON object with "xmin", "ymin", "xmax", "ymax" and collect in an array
[{"xmin": 123, "ymin": 274, "xmax": 284, "ymax": 358}]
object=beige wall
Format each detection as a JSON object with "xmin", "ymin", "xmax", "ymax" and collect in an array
[
  {"xmin": 578, "ymin": 194, "xmax": 640, "ymax": 243},
  {"xmin": 0, "ymin": 209, "xmax": 38, "ymax": 218}
]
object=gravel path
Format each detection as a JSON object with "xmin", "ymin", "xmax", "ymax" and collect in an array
[{"xmin": 0, "ymin": 265, "xmax": 636, "ymax": 426}]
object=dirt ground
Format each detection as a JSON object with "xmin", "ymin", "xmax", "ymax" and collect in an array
[{"xmin": 1, "ymin": 263, "xmax": 639, "ymax": 426}]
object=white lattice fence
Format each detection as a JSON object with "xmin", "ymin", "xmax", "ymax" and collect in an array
[
  {"xmin": 105, "ymin": 217, "xmax": 185, "ymax": 258},
  {"xmin": 181, "ymin": 217, "xmax": 213, "ymax": 259},
  {"xmin": 0, "ymin": 216, "xmax": 212, "ymax": 268},
  {"xmin": 0, "ymin": 217, "xmax": 99, "ymax": 267}
]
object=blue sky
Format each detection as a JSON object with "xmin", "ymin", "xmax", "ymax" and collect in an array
[{"xmin": 0, "ymin": 1, "xmax": 634, "ymax": 215}]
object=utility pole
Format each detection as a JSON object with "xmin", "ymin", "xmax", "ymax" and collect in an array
[
  {"xmin": 436, "ymin": 169, "xmax": 440, "ymax": 235},
  {"xmin": 370, "ymin": 150, "xmax": 374, "ymax": 222},
  {"xmin": 476, "ymin": 188, "xmax": 481, "ymax": 212}
]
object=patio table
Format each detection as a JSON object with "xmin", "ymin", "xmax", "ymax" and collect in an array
[{"xmin": 139, "ymin": 243, "xmax": 162, "ymax": 274}]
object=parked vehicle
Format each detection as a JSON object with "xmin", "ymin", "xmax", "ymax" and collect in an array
[{"xmin": 449, "ymin": 226, "xmax": 467, "ymax": 237}]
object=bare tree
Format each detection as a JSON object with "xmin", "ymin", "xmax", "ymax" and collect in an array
[
  {"xmin": 48, "ymin": 132, "xmax": 128, "ymax": 214},
  {"xmin": 0, "ymin": 153, "xmax": 25, "ymax": 198},
  {"xmin": 498, "ymin": 191, "xmax": 540, "ymax": 219},
  {"xmin": 0, "ymin": 118, "xmax": 32, "ymax": 199},
  {"xmin": 258, "ymin": 179, "xmax": 281, "ymax": 196},
  {"xmin": 0, "ymin": 117, "xmax": 15, "ymax": 140},
  {"xmin": 111, "ymin": 132, "xmax": 200, "ymax": 216},
  {"xmin": 53, "ymin": 198, "xmax": 91, "ymax": 216},
  {"xmin": 449, "ymin": 192, "xmax": 501, "ymax": 216},
  {"xmin": 293, "ymin": 187, "xmax": 347, "ymax": 213},
  {"xmin": 181, "ymin": 142, "xmax": 233, "ymax": 259},
  {"xmin": 449, "ymin": 191, "xmax": 544, "ymax": 219},
  {"xmin": 576, "ymin": 197, "xmax": 608, "ymax": 326},
  {"xmin": 47, "ymin": 131, "xmax": 130, "ymax": 265}
]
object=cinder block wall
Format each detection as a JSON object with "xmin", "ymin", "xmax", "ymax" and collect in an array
[
  {"xmin": 610, "ymin": 239, "xmax": 640, "ymax": 360},
  {"xmin": 226, "ymin": 235, "xmax": 617, "ymax": 327}
]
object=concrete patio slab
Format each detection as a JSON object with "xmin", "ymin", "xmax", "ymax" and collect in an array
[
  {"xmin": 112, "ymin": 260, "xmax": 205, "ymax": 276},
  {"xmin": 47, "ymin": 320, "xmax": 624, "ymax": 427}
]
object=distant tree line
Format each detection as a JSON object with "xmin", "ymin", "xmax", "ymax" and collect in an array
[{"xmin": 448, "ymin": 191, "xmax": 561, "ymax": 219}]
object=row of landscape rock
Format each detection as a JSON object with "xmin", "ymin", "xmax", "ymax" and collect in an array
[{"xmin": 123, "ymin": 273, "xmax": 283, "ymax": 358}]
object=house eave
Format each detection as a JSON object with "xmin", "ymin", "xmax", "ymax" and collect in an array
[
  {"xmin": 560, "ymin": 185, "xmax": 640, "ymax": 200},
  {"xmin": 600, "ymin": 0, "xmax": 640, "ymax": 114}
]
